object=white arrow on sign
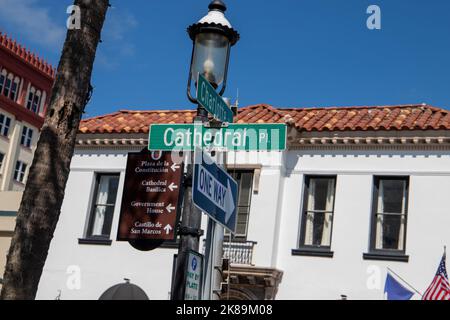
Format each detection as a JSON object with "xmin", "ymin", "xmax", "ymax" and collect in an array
[
  {"xmin": 164, "ymin": 224, "xmax": 173, "ymax": 235},
  {"xmin": 224, "ymin": 179, "xmax": 236, "ymax": 224},
  {"xmin": 166, "ymin": 204, "xmax": 176, "ymax": 213},
  {"xmin": 168, "ymin": 182, "xmax": 178, "ymax": 192},
  {"xmin": 171, "ymin": 163, "xmax": 181, "ymax": 172}
]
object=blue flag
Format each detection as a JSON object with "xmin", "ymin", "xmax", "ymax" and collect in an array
[{"xmin": 384, "ymin": 272, "xmax": 415, "ymax": 300}]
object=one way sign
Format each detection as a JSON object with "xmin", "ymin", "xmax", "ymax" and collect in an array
[{"xmin": 193, "ymin": 151, "xmax": 238, "ymax": 233}]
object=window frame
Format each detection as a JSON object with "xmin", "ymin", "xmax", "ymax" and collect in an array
[
  {"xmin": 225, "ymin": 170, "xmax": 254, "ymax": 241},
  {"xmin": 3, "ymin": 75, "xmax": 12, "ymax": 98},
  {"xmin": 0, "ymin": 114, "xmax": 11, "ymax": 137},
  {"xmin": 20, "ymin": 126, "xmax": 33, "ymax": 148},
  {"xmin": 0, "ymin": 72, "xmax": 5, "ymax": 94},
  {"xmin": 13, "ymin": 161, "xmax": 27, "ymax": 184},
  {"xmin": 0, "ymin": 152, "xmax": 4, "ymax": 173},
  {"xmin": 84, "ymin": 173, "xmax": 120, "ymax": 241},
  {"xmin": 9, "ymin": 77, "xmax": 20, "ymax": 102},
  {"xmin": 297, "ymin": 175, "xmax": 337, "ymax": 254},
  {"xmin": 368, "ymin": 176, "xmax": 410, "ymax": 257}
]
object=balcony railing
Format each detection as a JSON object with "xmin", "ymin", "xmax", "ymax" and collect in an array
[{"xmin": 223, "ymin": 241, "xmax": 257, "ymax": 265}]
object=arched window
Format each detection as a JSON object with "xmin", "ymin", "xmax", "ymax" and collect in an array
[
  {"xmin": 3, "ymin": 73, "xmax": 13, "ymax": 98},
  {"xmin": 26, "ymin": 86, "xmax": 41, "ymax": 113},
  {"xmin": 10, "ymin": 76, "xmax": 20, "ymax": 101},
  {"xmin": 26, "ymin": 86, "xmax": 35, "ymax": 110},
  {"xmin": 0, "ymin": 69, "xmax": 6, "ymax": 94},
  {"xmin": 33, "ymin": 90, "xmax": 41, "ymax": 113}
]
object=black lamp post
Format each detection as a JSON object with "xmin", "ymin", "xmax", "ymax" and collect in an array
[
  {"xmin": 172, "ymin": 0, "xmax": 240, "ymax": 301},
  {"xmin": 186, "ymin": 0, "xmax": 240, "ymax": 110}
]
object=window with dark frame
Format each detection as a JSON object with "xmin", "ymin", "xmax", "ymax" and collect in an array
[
  {"xmin": 299, "ymin": 176, "xmax": 337, "ymax": 250},
  {"xmin": 0, "ymin": 73, "xmax": 5, "ymax": 93},
  {"xmin": 13, "ymin": 161, "xmax": 27, "ymax": 183},
  {"xmin": 225, "ymin": 170, "xmax": 254, "ymax": 240},
  {"xmin": 85, "ymin": 173, "xmax": 120, "ymax": 240},
  {"xmin": 20, "ymin": 126, "xmax": 33, "ymax": 148},
  {"xmin": 10, "ymin": 80, "xmax": 18, "ymax": 101},
  {"xmin": 26, "ymin": 91, "xmax": 34, "ymax": 110},
  {"xmin": 0, "ymin": 114, "xmax": 11, "ymax": 137},
  {"xmin": 369, "ymin": 177, "xmax": 409, "ymax": 254},
  {"xmin": 0, "ymin": 153, "xmax": 4, "ymax": 172},
  {"xmin": 32, "ymin": 93, "xmax": 40, "ymax": 113},
  {"xmin": 3, "ymin": 77, "xmax": 11, "ymax": 97}
]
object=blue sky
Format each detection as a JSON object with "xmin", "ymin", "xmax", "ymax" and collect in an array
[{"xmin": 0, "ymin": 0, "xmax": 450, "ymax": 118}]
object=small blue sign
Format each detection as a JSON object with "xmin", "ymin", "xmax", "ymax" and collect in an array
[
  {"xmin": 193, "ymin": 151, "xmax": 238, "ymax": 233},
  {"xmin": 192, "ymin": 257, "xmax": 197, "ymax": 271}
]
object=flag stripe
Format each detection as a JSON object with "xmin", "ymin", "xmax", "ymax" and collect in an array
[{"xmin": 423, "ymin": 254, "xmax": 450, "ymax": 301}]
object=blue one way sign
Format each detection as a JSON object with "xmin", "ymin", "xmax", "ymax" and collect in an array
[{"xmin": 193, "ymin": 152, "xmax": 238, "ymax": 233}]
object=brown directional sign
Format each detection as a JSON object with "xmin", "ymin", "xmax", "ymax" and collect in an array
[{"xmin": 117, "ymin": 151, "xmax": 184, "ymax": 242}]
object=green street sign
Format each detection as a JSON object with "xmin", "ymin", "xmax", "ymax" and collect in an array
[
  {"xmin": 197, "ymin": 73, "xmax": 234, "ymax": 123},
  {"xmin": 148, "ymin": 123, "xmax": 287, "ymax": 151}
]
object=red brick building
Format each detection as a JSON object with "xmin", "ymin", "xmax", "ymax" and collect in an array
[{"xmin": 0, "ymin": 31, "xmax": 55, "ymax": 278}]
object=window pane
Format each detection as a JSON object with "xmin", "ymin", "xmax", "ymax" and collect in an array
[
  {"xmin": 3, "ymin": 78, "xmax": 11, "ymax": 97},
  {"xmin": 106, "ymin": 176, "xmax": 119, "ymax": 204},
  {"xmin": 96, "ymin": 175, "xmax": 119, "ymax": 205},
  {"xmin": 20, "ymin": 164, "xmax": 26, "ymax": 182},
  {"xmin": 4, "ymin": 117, "xmax": 10, "ymax": 136},
  {"xmin": 0, "ymin": 74, "xmax": 5, "ymax": 92},
  {"xmin": 373, "ymin": 178, "xmax": 408, "ymax": 251},
  {"xmin": 21, "ymin": 127, "xmax": 27, "ymax": 145},
  {"xmin": 236, "ymin": 207, "xmax": 250, "ymax": 236},
  {"xmin": 380, "ymin": 180, "xmax": 405, "ymax": 213},
  {"xmin": 101, "ymin": 205, "xmax": 115, "ymax": 236},
  {"xmin": 304, "ymin": 212, "xmax": 332, "ymax": 246},
  {"xmin": 10, "ymin": 82, "xmax": 17, "ymax": 100},
  {"xmin": 303, "ymin": 177, "xmax": 336, "ymax": 247},
  {"xmin": 88, "ymin": 174, "xmax": 120, "ymax": 238},
  {"xmin": 376, "ymin": 215, "xmax": 405, "ymax": 250},
  {"xmin": 32, "ymin": 95, "xmax": 40, "ymax": 113},
  {"xmin": 226, "ymin": 171, "xmax": 254, "ymax": 238},
  {"xmin": 0, "ymin": 153, "xmax": 4, "ymax": 169},
  {"xmin": 27, "ymin": 92, "xmax": 33, "ymax": 110},
  {"xmin": 0, "ymin": 114, "xmax": 4, "ymax": 135},
  {"xmin": 308, "ymin": 178, "xmax": 335, "ymax": 211},
  {"xmin": 91, "ymin": 206, "xmax": 107, "ymax": 237},
  {"xmin": 238, "ymin": 173, "xmax": 253, "ymax": 207}
]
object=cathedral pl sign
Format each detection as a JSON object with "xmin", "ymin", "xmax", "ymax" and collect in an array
[{"xmin": 117, "ymin": 152, "xmax": 184, "ymax": 242}]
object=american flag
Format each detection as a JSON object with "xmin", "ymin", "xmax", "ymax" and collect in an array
[{"xmin": 422, "ymin": 253, "xmax": 450, "ymax": 300}]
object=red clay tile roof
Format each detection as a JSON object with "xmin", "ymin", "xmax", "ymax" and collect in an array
[
  {"xmin": 79, "ymin": 104, "xmax": 450, "ymax": 134},
  {"xmin": 0, "ymin": 32, "xmax": 56, "ymax": 78}
]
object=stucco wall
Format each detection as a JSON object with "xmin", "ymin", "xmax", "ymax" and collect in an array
[
  {"xmin": 37, "ymin": 147, "xmax": 450, "ymax": 300},
  {"xmin": 275, "ymin": 149, "xmax": 450, "ymax": 300}
]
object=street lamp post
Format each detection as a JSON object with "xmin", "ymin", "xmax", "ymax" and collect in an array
[{"xmin": 172, "ymin": 0, "xmax": 239, "ymax": 300}]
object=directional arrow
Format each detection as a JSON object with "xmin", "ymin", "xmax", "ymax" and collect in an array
[
  {"xmin": 166, "ymin": 204, "xmax": 176, "ymax": 213},
  {"xmin": 168, "ymin": 182, "xmax": 178, "ymax": 192},
  {"xmin": 164, "ymin": 224, "xmax": 173, "ymax": 235},
  {"xmin": 171, "ymin": 163, "xmax": 181, "ymax": 172},
  {"xmin": 224, "ymin": 179, "xmax": 236, "ymax": 224}
]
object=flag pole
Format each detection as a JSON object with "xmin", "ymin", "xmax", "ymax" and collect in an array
[{"xmin": 387, "ymin": 267, "xmax": 423, "ymax": 297}]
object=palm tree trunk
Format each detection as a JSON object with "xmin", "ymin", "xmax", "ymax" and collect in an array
[{"xmin": 1, "ymin": 0, "xmax": 109, "ymax": 300}]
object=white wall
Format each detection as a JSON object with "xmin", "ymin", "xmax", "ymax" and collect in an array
[
  {"xmin": 37, "ymin": 147, "xmax": 450, "ymax": 300},
  {"xmin": 275, "ymin": 149, "xmax": 450, "ymax": 300},
  {"xmin": 37, "ymin": 150, "xmax": 178, "ymax": 300}
]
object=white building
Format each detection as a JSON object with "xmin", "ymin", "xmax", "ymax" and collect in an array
[{"xmin": 37, "ymin": 104, "xmax": 450, "ymax": 300}]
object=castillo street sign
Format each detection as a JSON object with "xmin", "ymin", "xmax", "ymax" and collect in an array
[
  {"xmin": 193, "ymin": 151, "xmax": 238, "ymax": 233},
  {"xmin": 117, "ymin": 151, "xmax": 183, "ymax": 242},
  {"xmin": 197, "ymin": 73, "xmax": 234, "ymax": 123},
  {"xmin": 148, "ymin": 123, "xmax": 287, "ymax": 152}
]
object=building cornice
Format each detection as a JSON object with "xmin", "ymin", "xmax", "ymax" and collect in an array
[{"xmin": 76, "ymin": 130, "xmax": 450, "ymax": 151}]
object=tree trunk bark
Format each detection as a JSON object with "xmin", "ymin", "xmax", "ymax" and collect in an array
[{"xmin": 1, "ymin": 0, "xmax": 109, "ymax": 300}]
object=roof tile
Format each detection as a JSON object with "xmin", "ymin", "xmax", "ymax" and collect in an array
[{"xmin": 79, "ymin": 104, "xmax": 450, "ymax": 134}]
